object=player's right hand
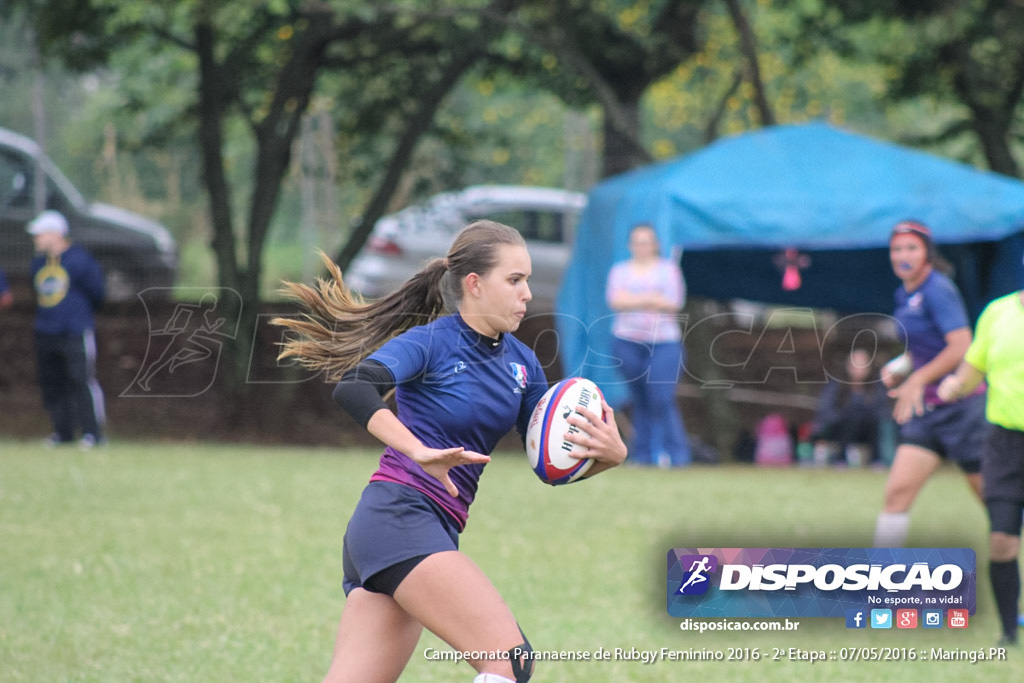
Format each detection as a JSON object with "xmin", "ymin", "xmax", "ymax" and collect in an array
[
  {"xmin": 888, "ymin": 375, "xmax": 925, "ymax": 424},
  {"xmin": 410, "ymin": 446, "xmax": 490, "ymax": 497}
]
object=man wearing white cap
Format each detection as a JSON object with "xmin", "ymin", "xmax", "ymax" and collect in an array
[{"xmin": 27, "ymin": 210, "xmax": 107, "ymax": 448}]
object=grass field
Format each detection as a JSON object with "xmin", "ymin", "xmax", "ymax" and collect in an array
[{"xmin": 1, "ymin": 439, "xmax": 1019, "ymax": 682}]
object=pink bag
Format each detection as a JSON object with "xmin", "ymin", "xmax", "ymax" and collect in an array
[{"xmin": 754, "ymin": 414, "xmax": 793, "ymax": 466}]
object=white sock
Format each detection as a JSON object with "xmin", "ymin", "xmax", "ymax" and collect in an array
[
  {"xmin": 474, "ymin": 674, "xmax": 515, "ymax": 683},
  {"xmin": 874, "ymin": 512, "xmax": 910, "ymax": 547}
]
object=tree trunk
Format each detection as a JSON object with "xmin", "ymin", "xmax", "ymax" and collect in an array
[
  {"xmin": 967, "ymin": 108, "xmax": 1021, "ymax": 178},
  {"xmin": 724, "ymin": 0, "xmax": 775, "ymax": 127},
  {"xmin": 196, "ymin": 11, "xmax": 336, "ymax": 426},
  {"xmin": 335, "ymin": 49, "xmax": 483, "ymax": 272},
  {"xmin": 601, "ymin": 96, "xmax": 644, "ymax": 178},
  {"xmin": 195, "ymin": 21, "xmax": 238, "ymax": 293}
]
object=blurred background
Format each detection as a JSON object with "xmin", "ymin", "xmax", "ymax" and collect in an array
[{"xmin": 1, "ymin": 0, "xmax": 1022, "ymax": 453}]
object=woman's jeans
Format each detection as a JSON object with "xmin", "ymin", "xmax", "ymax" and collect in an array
[{"xmin": 612, "ymin": 337, "xmax": 691, "ymax": 466}]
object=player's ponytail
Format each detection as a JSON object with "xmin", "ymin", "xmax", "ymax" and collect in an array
[{"xmin": 272, "ymin": 220, "xmax": 525, "ymax": 380}]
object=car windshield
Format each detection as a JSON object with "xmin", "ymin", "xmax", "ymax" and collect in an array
[{"xmin": 464, "ymin": 208, "xmax": 567, "ymax": 244}]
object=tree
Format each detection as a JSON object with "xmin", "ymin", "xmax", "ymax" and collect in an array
[
  {"xmin": 502, "ymin": 0, "xmax": 707, "ymax": 177},
  {"xmin": 786, "ymin": 0, "xmax": 1024, "ymax": 177},
  {"xmin": 20, "ymin": 0, "xmax": 512, "ymax": 423},
  {"xmin": 329, "ymin": 3, "xmax": 514, "ymax": 271}
]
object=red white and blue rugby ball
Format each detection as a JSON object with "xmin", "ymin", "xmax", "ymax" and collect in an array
[{"xmin": 526, "ymin": 377, "xmax": 606, "ymax": 485}]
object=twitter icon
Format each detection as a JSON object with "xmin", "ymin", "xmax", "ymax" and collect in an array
[{"xmin": 871, "ymin": 609, "xmax": 892, "ymax": 629}]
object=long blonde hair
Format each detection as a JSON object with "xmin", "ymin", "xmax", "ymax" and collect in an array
[{"xmin": 272, "ymin": 220, "xmax": 526, "ymax": 380}]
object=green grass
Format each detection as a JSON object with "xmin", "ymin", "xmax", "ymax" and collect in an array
[{"xmin": 0, "ymin": 440, "xmax": 1019, "ymax": 681}]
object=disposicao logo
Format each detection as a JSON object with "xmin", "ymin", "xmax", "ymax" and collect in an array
[
  {"xmin": 667, "ymin": 548, "xmax": 976, "ymax": 619},
  {"xmin": 675, "ymin": 555, "xmax": 718, "ymax": 596}
]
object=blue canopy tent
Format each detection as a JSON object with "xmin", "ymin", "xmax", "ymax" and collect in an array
[{"xmin": 556, "ymin": 122, "xmax": 1024, "ymax": 406}]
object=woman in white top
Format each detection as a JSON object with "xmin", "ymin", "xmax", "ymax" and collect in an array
[{"xmin": 605, "ymin": 223, "xmax": 691, "ymax": 467}]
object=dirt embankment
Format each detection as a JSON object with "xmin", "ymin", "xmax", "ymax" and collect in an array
[{"xmin": 1, "ymin": 296, "xmax": 883, "ymax": 458}]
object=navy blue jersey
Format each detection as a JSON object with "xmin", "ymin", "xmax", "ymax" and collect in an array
[
  {"xmin": 367, "ymin": 313, "xmax": 548, "ymax": 529},
  {"xmin": 893, "ymin": 270, "xmax": 970, "ymax": 404},
  {"xmin": 31, "ymin": 245, "xmax": 104, "ymax": 335},
  {"xmin": 0, "ymin": 268, "xmax": 9, "ymax": 295}
]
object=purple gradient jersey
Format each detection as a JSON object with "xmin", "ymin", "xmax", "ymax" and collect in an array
[
  {"xmin": 893, "ymin": 270, "xmax": 971, "ymax": 405},
  {"xmin": 367, "ymin": 314, "xmax": 548, "ymax": 530}
]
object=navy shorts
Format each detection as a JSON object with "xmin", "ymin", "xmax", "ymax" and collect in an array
[
  {"xmin": 898, "ymin": 393, "xmax": 986, "ymax": 473},
  {"xmin": 983, "ymin": 424, "xmax": 1024, "ymax": 503},
  {"xmin": 342, "ymin": 481, "xmax": 460, "ymax": 596}
]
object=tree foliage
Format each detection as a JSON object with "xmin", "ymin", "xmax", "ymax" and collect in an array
[
  {"xmin": 13, "ymin": 0, "xmax": 519, "ymax": 416},
  {"xmin": 782, "ymin": 0, "xmax": 1024, "ymax": 177},
  {"xmin": 498, "ymin": 0, "xmax": 709, "ymax": 176}
]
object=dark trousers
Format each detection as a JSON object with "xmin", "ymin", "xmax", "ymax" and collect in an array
[
  {"xmin": 35, "ymin": 330, "xmax": 105, "ymax": 442},
  {"xmin": 822, "ymin": 403, "xmax": 880, "ymax": 462}
]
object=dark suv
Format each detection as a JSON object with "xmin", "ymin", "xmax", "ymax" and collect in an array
[{"xmin": 0, "ymin": 126, "xmax": 178, "ymax": 301}]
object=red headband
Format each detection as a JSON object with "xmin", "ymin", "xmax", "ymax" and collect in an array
[
  {"xmin": 891, "ymin": 220, "xmax": 932, "ymax": 240},
  {"xmin": 890, "ymin": 220, "xmax": 935, "ymax": 260}
]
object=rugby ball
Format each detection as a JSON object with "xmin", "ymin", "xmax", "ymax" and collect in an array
[{"xmin": 525, "ymin": 377, "xmax": 605, "ymax": 485}]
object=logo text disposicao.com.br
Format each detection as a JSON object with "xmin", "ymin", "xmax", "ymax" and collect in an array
[{"xmin": 679, "ymin": 619, "xmax": 801, "ymax": 634}]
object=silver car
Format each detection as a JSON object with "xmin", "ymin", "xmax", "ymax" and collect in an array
[{"xmin": 345, "ymin": 185, "xmax": 586, "ymax": 310}]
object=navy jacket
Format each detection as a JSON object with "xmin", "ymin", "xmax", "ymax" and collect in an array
[{"xmin": 31, "ymin": 244, "xmax": 105, "ymax": 335}]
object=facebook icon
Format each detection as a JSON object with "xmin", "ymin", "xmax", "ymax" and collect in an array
[{"xmin": 845, "ymin": 609, "xmax": 867, "ymax": 629}]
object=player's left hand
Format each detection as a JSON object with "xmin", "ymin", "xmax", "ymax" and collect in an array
[
  {"xmin": 564, "ymin": 404, "xmax": 628, "ymax": 467},
  {"xmin": 936, "ymin": 374, "xmax": 963, "ymax": 403}
]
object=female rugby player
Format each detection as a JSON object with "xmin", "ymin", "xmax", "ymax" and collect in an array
[
  {"xmin": 274, "ymin": 221, "xmax": 628, "ymax": 682},
  {"xmin": 873, "ymin": 220, "xmax": 985, "ymax": 547}
]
